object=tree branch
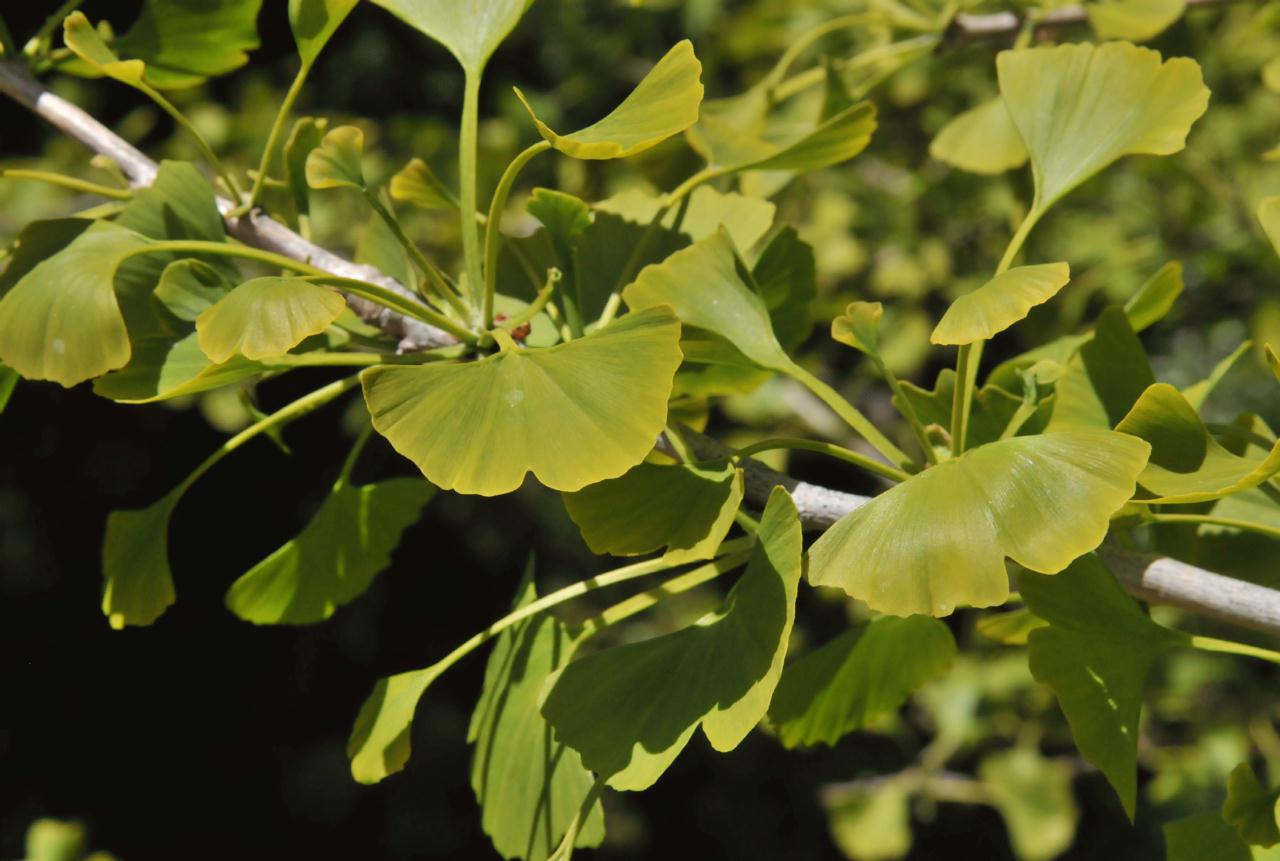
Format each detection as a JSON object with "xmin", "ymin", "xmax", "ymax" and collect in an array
[
  {"xmin": 949, "ymin": 0, "xmax": 1238, "ymax": 40},
  {"xmin": 4, "ymin": 56, "xmax": 1280, "ymax": 639}
]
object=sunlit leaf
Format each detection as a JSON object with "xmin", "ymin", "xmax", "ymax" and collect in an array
[
  {"xmin": 290, "ymin": 0, "xmax": 359, "ymax": 67},
  {"xmin": 832, "ymin": 301, "xmax": 884, "ymax": 356},
  {"xmin": 1116, "ymin": 383, "xmax": 1280, "ymax": 504},
  {"xmin": 929, "ymin": 96, "xmax": 1028, "ymax": 175},
  {"xmin": 542, "ymin": 488, "xmax": 801, "ymax": 790},
  {"xmin": 1224, "ymin": 762, "xmax": 1280, "ymax": 847},
  {"xmin": 111, "ymin": 0, "xmax": 262, "ymax": 89},
  {"xmin": 101, "ymin": 489, "xmax": 181, "ymax": 629},
  {"xmin": 226, "ymin": 478, "xmax": 433, "ymax": 624},
  {"xmin": 1087, "ymin": 0, "xmax": 1185, "ymax": 42},
  {"xmin": 1164, "ymin": 813, "xmax": 1253, "ymax": 861},
  {"xmin": 93, "ymin": 331, "xmax": 265, "ymax": 403},
  {"xmin": 564, "ymin": 461, "xmax": 744, "ymax": 563},
  {"xmin": 768, "ymin": 616, "xmax": 956, "ymax": 748},
  {"xmin": 1124, "ymin": 260, "xmax": 1183, "ymax": 332},
  {"xmin": 0, "ymin": 363, "xmax": 17, "ymax": 415},
  {"xmin": 997, "ymin": 42, "xmax": 1210, "ymax": 216},
  {"xmin": 468, "ymin": 567, "xmax": 604, "ymax": 860},
  {"xmin": 808, "ymin": 431, "xmax": 1150, "ymax": 617},
  {"xmin": 980, "ymin": 746, "xmax": 1079, "ymax": 861},
  {"xmin": 306, "ymin": 125, "xmax": 366, "ymax": 190},
  {"xmin": 63, "ymin": 12, "xmax": 146, "ymax": 86},
  {"xmin": 691, "ymin": 97, "xmax": 877, "ymax": 177},
  {"xmin": 369, "ymin": 0, "xmax": 533, "ymax": 74},
  {"xmin": 976, "ymin": 607, "xmax": 1048, "ymax": 645},
  {"xmin": 931, "ymin": 263, "xmax": 1071, "ymax": 346},
  {"xmin": 196, "ymin": 277, "xmax": 347, "ymax": 362},
  {"xmin": 894, "ymin": 369, "xmax": 1049, "ymax": 448},
  {"xmin": 516, "ymin": 40, "xmax": 703, "ymax": 159},
  {"xmin": 1020, "ymin": 554, "xmax": 1187, "ymax": 819},
  {"xmin": 349, "ymin": 664, "xmax": 441, "ymax": 783},
  {"xmin": 390, "ymin": 158, "xmax": 456, "ymax": 210},
  {"xmin": 363, "ymin": 306, "xmax": 682, "ymax": 495}
]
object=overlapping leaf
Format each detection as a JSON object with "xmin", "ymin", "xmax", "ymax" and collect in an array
[
  {"xmin": 290, "ymin": 0, "xmax": 359, "ymax": 67},
  {"xmin": 196, "ymin": 277, "xmax": 347, "ymax": 362},
  {"xmin": 1087, "ymin": 0, "xmax": 1185, "ymax": 42},
  {"xmin": 369, "ymin": 0, "xmax": 533, "ymax": 73},
  {"xmin": 93, "ymin": 332, "xmax": 266, "ymax": 403},
  {"xmin": 1046, "ymin": 306, "xmax": 1155, "ymax": 431},
  {"xmin": 931, "ymin": 263, "xmax": 1071, "ymax": 346},
  {"xmin": 929, "ymin": 96, "xmax": 1028, "ymax": 175},
  {"xmin": 1223, "ymin": 762, "xmax": 1280, "ymax": 847},
  {"xmin": 306, "ymin": 126, "xmax": 366, "ymax": 190},
  {"xmin": 110, "ymin": 0, "xmax": 263, "ymax": 89}
]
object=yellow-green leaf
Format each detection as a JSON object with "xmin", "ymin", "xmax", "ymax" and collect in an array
[
  {"xmin": 102, "ymin": 489, "xmax": 181, "ymax": 629},
  {"xmin": 980, "ymin": 746, "xmax": 1079, "ymax": 861},
  {"xmin": 930, "ymin": 263, "xmax": 1071, "ymax": 346},
  {"xmin": 808, "ymin": 431, "xmax": 1150, "ymax": 617},
  {"xmin": 63, "ymin": 12, "xmax": 147, "ymax": 86},
  {"xmin": 362, "ymin": 306, "xmax": 682, "ymax": 495},
  {"xmin": 306, "ymin": 125, "xmax": 366, "ymax": 190},
  {"xmin": 290, "ymin": 0, "xmax": 359, "ymax": 67},
  {"xmin": 1260, "ymin": 197, "xmax": 1280, "ymax": 258},
  {"xmin": 997, "ymin": 42, "xmax": 1210, "ymax": 217},
  {"xmin": 196, "ymin": 277, "xmax": 347, "ymax": 362},
  {"xmin": 369, "ymin": 0, "xmax": 533, "ymax": 74},
  {"xmin": 516, "ymin": 40, "xmax": 703, "ymax": 160},
  {"xmin": 831, "ymin": 301, "xmax": 884, "ymax": 356},
  {"xmin": 389, "ymin": 157, "xmax": 456, "ymax": 209},
  {"xmin": 93, "ymin": 332, "xmax": 266, "ymax": 403},
  {"xmin": 1223, "ymin": 762, "xmax": 1280, "ymax": 848},
  {"xmin": 929, "ymin": 96, "xmax": 1028, "ymax": 175},
  {"xmin": 1087, "ymin": 0, "xmax": 1185, "ymax": 42},
  {"xmin": 348, "ymin": 665, "xmax": 442, "ymax": 783}
]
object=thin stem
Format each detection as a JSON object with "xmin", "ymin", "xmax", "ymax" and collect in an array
[
  {"xmin": 549, "ymin": 775, "xmax": 608, "ymax": 861},
  {"xmin": 734, "ymin": 437, "xmax": 909, "ymax": 482},
  {"xmin": 365, "ymin": 190, "xmax": 471, "ymax": 318},
  {"xmin": 493, "ymin": 269, "xmax": 559, "ymax": 333},
  {"xmin": 575, "ymin": 554, "xmax": 748, "ymax": 638},
  {"xmin": 1148, "ymin": 513, "xmax": 1280, "ymax": 542},
  {"xmin": 1, "ymin": 167, "xmax": 131, "ymax": 199},
  {"xmin": 459, "ymin": 70, "xmax": 485, "ymax": 308},
  {"xmin": 338, "ymin": 421, "xmax": 376, "ymax": 483},
  {"xmin": 875, "ymin": 357, "xmax": 937, "ymax": 465},
  {"xmin": 243, "ymin": 62, "xmax": 310, "ymax": 212},
  {"xmin": 484, "ymin": 140, "xmax": 551, "ymax": 328},
  {"xmin": 787, "ymin": 364, "xmax": 914, "ymax": 470},
  {"xmin": 764, "ymin": 14, "xmax": 877, "ymax": 91},
  {"xmin": 313, "ymin": 276, "xmax": 478, "ymax": 344},
  {"xmin": 262, "ymin": 351, "xmax": 449, "ymax": 369},
  {"xmin": 139, "ymin": 81, "xmax": 244, "ymax": 205},
  {"xmin": 771, "ymin": 34, "xmax": 940, "ymax": 102},
  {"xmin": 1190, "ymin": 635, "xmax": 1280, "ymax": 665}
]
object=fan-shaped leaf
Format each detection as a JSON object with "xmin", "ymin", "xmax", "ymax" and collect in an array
[
  {"xmin": 930, "ymin": 96, "xmax": 1028, "ymax": 175},
  {"xmin": 306, "ymin": 126, "xmax": 366, "ymax": 190},
  {"xmin": 823, "ymin": 778, "xmax": 913, "ymax": 861},
  {"xmin": 390, "ymin": 158, "xmax": 456, "ymax": 209},
  {"xmin": 151, "ymin": 259, "xmax": 232, "ymax": 322},
  {"xmin": 349, "ymin": 664, "xmax": 442, "ymax": 783},
  {"xmin": 516, "ymin": 40, "xmax": 703, "ymax": 160},
  {"xmin": 832, "ymin": 301, "xmax": 884, "ymax": 356},
  {"xmin": 808, "ymin": 431, "xmax": 1150, "ymax": 617},
  {"xmin": 110, "ymin": 0, "xmax": 262, "ymax": 89},
  {"xmin": 290, "ymin": 0, "xmax": 359, "ymax": 67},
  {"xmin": 997, "ymin": 42, "xmax": 1210, "ymax": 216},
  {"xmin": 931, "ymin": 263, "xmax": 1071, "ymax": 346},
  {"xmin": 768, "ymin": 616, "xmax": 956, "ymax": 748},
  {"xmin": 63, "ymin": 12, "xmax": 146, "ymax": 86},
  {"xmin": 285, "ymin": 117, "xmax": 329, "ymax": 216},
  {"xmin": 1223, "ymin": 762, "xmax": 1280, "ymax": 847},
  {"xmin": 1047, "ymin": 306, "xmax": 1154, "ymax": 431},
  {"xmin": 369, "ymin": 0, "xmax": 533, "ymax": 73},
  {"xmin": 564, "ymin": 461, "xmax": 744, "ymax": 563},
  {"xmin": 542, "ymin": 488, "xmax": 802, "ymax": 790},
  {"xmin": 362, "ymin": 306, "xmax": 682, "ymax": 495},
  {"xmin": 196, "ymin": 277, "xmax": 347, "ymax": 362},
  {"xmin": 101, "ymin": 490, "xmax": 181, "ymax": 629},
  {"xmin": 980, "ymin": 747, "xmax": 1079, "ymax": 861},
  {"xmin": 226, "ymin": 478, "xmax": 433, "ymax": 624},
  {"xmin": 1087, "ymin": 0, "xmax": 1185, "ymax": 42}
]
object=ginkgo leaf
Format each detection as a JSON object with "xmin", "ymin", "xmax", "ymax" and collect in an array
[
  {"xmin": 1183, "ymin": 341, "xmax": 1251, "ymax": 411},
  {"xmin": 542, "ymin": 487, "xmax": 802, "ymax": 791},
  {"xmin": 93, "ymin": 332, "xmax": 265, "ymax": 403},
  {"xmin": 226, "ymin": 478, "xmax": 433, "ymax": 624},
  {"xmin": 997, "ymin": 42, "xmax": 1210, "ymax": 216},
  {"xmin": 976, "ymin": 607, "xmax": 1048, "ymax": 645},
  {"xmin": 468, "ymin": 568, "xmax": 604, "ymax": 859},
  {"xmin": 0, "ymin": 220, "xmax": 148, "ymax": 386},
  {"xmin": 349, "ymin": 664, "xmax": 442, "ymax": 783},
  {"xmin": 1260, "ymin": 197, "xmax": 1280, "ymax": 258},
  {"xmin": 563, "ymin": 461, "xmax": 744, "ymax": 563},
  {"xmin": 110, "ymin": 0, "xmax": 262, "ymax": 89},
  {"xmin": 63, "ymin": 12, "xmax": 146, "ymax": 86},
  {"xmin": 691, "ymin": 98, "xmax": 878, "ymax": 176},
  {"xmin": 306, "ymin": 126, "xmax": 366, "ymax": 190},
  {"xmin": 1046, "ymin": 306, "xmax": 1154, "ymax": 431},
  {"xmin": 768, "ymin": 616, "xmax": 956, "ymax": 748},
  {"xmin": 390, "ymin": 157, "xmax": 456, "ymax": 209},
  {"xmin": 931, "ymin": 263, "xmax": 1071, "ymax": 346},
  {"xmin": 196, "ymin": 277, "xmax": 347, "ymax": 362},
  {"xmin": 929, "ymin": 96, "xmax": 1028, "ymax": 175},
  {"xmin": 749, "ymin": 226, "xmax": 814, "ymax": 351},
  {"xmin": 101, "ymin": 489, "xmax": 181, "ymax": 629},
  {"xmin": 980, "ymin": 747, "xmax": 1079, "ymax": 861},
  {"xmin": 832, "ymin": 301, "xmax": 884, "ymax": 356},
  {"xmin": 1124, "ymin": 260, "xmax": 1183, "ymax": 332},
  {"xmin": 369, "ymin": 0, "xmax": 533, "ymax": 74},
  {"xmin": 1087, "ymin": 0, "xmax": 1185, "ymax": 42},
  {"xmin": 823, "ymin": 778, "xmax": 913, "ymax": 861},
  {"xmin": 516, "ymin": 40, "xmax": 703, "ymax": 159},
  {"xmin": 1116, "ymin": 383, "xmax": 1280, "ymax": 504},
  {"xmin": 807, "ymin": 431, "xmax": 1150, "ymax": 617},
  {"xmin": 285, "ymin": 117, "xmax": 329, "ymax": 216},
  {"xmin": 290, "ymin": 0, "xmax": 359, "ymax": 67},
  {"xmin": 1021, "ymin": 554, "xmax": 1187, "ymax": 819},
  {"xmin": 1164, "ymin": 814, "xmax": 1252, "ymax": 861},
  {"xmin": 0, "ymin": 364, "xmax": 17, "ymax": 415},
  {"xmin": 151, "ymin": 259, "xmax": 232, "ymax": 322},
  {"xmin": 362, "ymin": 306, "xmax": 682, "ymax": 495},
  {"xmin": 1223, "ymin": 762, "xmax": 1280, "ymax": 847},
  {"xmin": 894, "ymin": 368, "xmax": 1048, "ymax": 449}
]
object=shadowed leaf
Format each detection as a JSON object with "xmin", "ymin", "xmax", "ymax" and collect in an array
[{"xmin": 290, "ymin": 0, "xmax": 359, "ymax": 67}]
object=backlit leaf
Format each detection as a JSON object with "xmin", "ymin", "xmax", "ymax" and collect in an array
[
  {"xmin": 930, "ymin": 263, "xmax": 1071, "ymax": 346},
  {"xmin": 929, "ymin": 96, "xmax": 1028, "ymax": 175},
  {"xmin": 823, "ymin": 778, "xmax": 913, "ymax": 861},
  {"xmin": 196, "ymin": 277, "xmax": 347, "ymax": 362},
  {"xmin": 1223, "ymin": 763, "xmax": 1280, "ymax": 847},
  {"xmin": 362, "ymin": 306, "xmax": 682, "ymax": 495},
  {"xmin": 808, "ymin": 431, "xmax": 1150, "ymax": 617},
  {"xmin": 390, "ymin": 158, "xmax": 456, "ymax": 209},
  {"xmin": 1087, "ymin": 0, "xmax": 1185, "ymax": 42},
  {"xmin": 349, "ymin": 665, "xmax": 443, "ymax": 783},
  {"xmin": 111, "ymin": 0, "xmax": 262, "ymax": 89},
  {"xmin": 101, "ymin": 489, "xmax": 181, "ymax": 629},
  {"xmin": 980, "ymin": 746, "xmax": 1079, "ymax": 861},
  {"xmin": 369, "ymin": 0, "xmax": 533, "ymax": 74},
  {"xmin": 516, "ymin": 40, "xmax": 703, "ymax": 159},
  {"xmin": 768, "ymin": 616, "xmax": 956, "ymax": 748},
  {"xmin": 306, "ymin": 126, "xmax": 366, "ymax": 190},
  {"xmin": 997, "ymin": 42, "xmax": 1210, "ymax": 216},
  {"xmin": 542, "ymin": 488, "xmax": 802, "ymax": 790},
  {"xmin": 63, "ymin": 12, "xmax": 146, "ymax": 86},
  {"xmin": 226, "ymin": 478, "xmax": 433, "ymax": 624},
  {"xmin": 1123, "ymin": 260, "xmax": 1183, "ymax": 332},
  {"xmin": 290, "ymin": 0, "xmax": 359, "ymax": 67}
]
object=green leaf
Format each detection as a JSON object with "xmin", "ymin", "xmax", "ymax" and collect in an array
[
  {"xmin": 1183, "ymin": 341, "xmax": 1251, "ymax": 411},
  {"xmin": 349, "ymin": 664, "xmax": 442, "ymax": 783},
  {"xmin": 285, "ymin": 117, "xmax": 329, "ymax": 217},
  {"xmin": 527, "ymin": 188, "xmax": 593, "ymax": 255},
  {"xmin": 975, "ymin": 608, "xmax": 1048, "ymax": 645},
  {"xmin": 306, "ymin": 125, "xmax": 366, "ymax": 190},
  {"xmin": 979, "ymin": 746, "xmax": 1078, "ymax": 861},
  {"xmin": 1116, "ymin": 383, "xmax": 1280, "ymax": 504},
  {"xmin": 808, "ymin": 431, "xmax": 1150, "ymax": 617},
  {"xmin": 1087, "ymin": 0, "xmax": 1185, "ymax": 42},
  {"xmin": 768, "ymin": 616, "xmax": 956, "ymax": 748},
  {"xmin": 226, "ymin": 478, "xmax": 433, "ymax": 625},
  {"xmin": 832, "ymin": 301, "xmax": 884, "ymax": 356},
  {"xmin": 997, "ymin": 42, "xmax": 1210, "ymax": 217},
  {"xmin": 102, "ymin": 489, "xmax": 181, "ymax": 629},
  {"xmin": 63, "ymin": 12, "xmax": 146, "ymax": 86},
  {"xmin": 751, "ymin": 227, "xmax": 815, "ymax": 352},
  {"xmin": 110, "ymin": 0, "xmax": 262, "ymax": 89},
  {"xmin": 196, "ymin": 277, "xmax": 347, "ymax": 362},
  {"xmin": 563, "ymin": 461, "xmax": 744, "ymax": 563},
  {"xmin": 290, "ymin": 0, "xmax": 359, "ymax": 67},
  {"xmin": 152, "ymin": 259, "xmax": 233, "ymax": 322},
  {"xmin": 468, "ymin": 568, "xmax": 604, "ymax": 860},
  {"xmin": 894, "ymin": 369, "xmax": 1049, "ymax": 449},
  {"xmin": 1123, "ymin": 260, "xmax": 1183, "ymax": 332},
  {"xmin": 1261, "ymin": 197, "xmax": 1280, "ymax": 258},
  {"xmin": 1224, "ymin": 763, "xmax": 1280, "ymax": 847},
  {"xmin": 369, "ymin": 0, "xmax": 533, "ymax": 74},
  {"xmin": 822, "ymin": 778, "xmax": 913, "ymax": 861},
  {"xmin": 1047, "ymin": 305, "xmax": 1155, "ymax": 431},
  {"xmin": 0, "ymin": 221, "xmax": 147, "ymax": 386},
  {"xmin": 930, "ymin": 263, "xmax": 1071, "ymax": 346},
  {"xmin": 593, "ymin": 186, "xmax": 776, "ymax": 252},
  {"xmin": 1165, "ymin": 813, "xmax": 1253, "ymax": 861},
  {"xmin": 542, "ymin": 487, "xmax": 802, "ymax": 790},
  {"xmin": 929, "ymin": 96, "xmax": 1028, "ymax": 175},
  {"xmin": 516, "ymin": 40, "xmax": 703, "ymax": 160},
  {"xmin": 0, "ymin": 363, "xmax": 17, "ymax": 414},
  {"xmin": 390, "ymin": 158, "xmax": 456, "ymax": 210},
  {"xmin": 692, "ymin": 99, "xmax": 878, "ymax": 176},
  {"xmin": 1020, "ymin": 554, "xmax": 1187, "ymax": 818},
  {"xmin": 362, "ymin": 306, "xmax": 682, "ymax": 495},
  {"xmin": 624, "ymin": 229, "xmax": 792, "ymax": 372},
  {"xmin": 92, "ymin": 331, "xmax": 266, "ymax": 403},
  {"xmin": 25, "ymin": 819, "xmax": 87, "ymax": 861}
]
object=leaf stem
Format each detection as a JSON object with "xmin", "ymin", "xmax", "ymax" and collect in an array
[
  {"xmin": 733, "ymin": 437, "xmax": 909, "ymax": 482},
  {"xmin": 138, "ymin": 81, "xmax": 245, "ymax": 205},
  {"xmin": 459, "ymin": 70, "xmax": 485, "ymax": 308},
  {"xmin": 483, "ymin": 140, "xmax": 551, "ymax": 328},
  {"xmin": 1148, "ymin": 513, "xmax": 1280, "ymax": 542},
  {"xmin": 874, "ymin": 356, "xmax": 937, "ymax": 465},
  {"xmin": 364, "ymin": 190, "xmax": 471, "ymax": 318},
  {"xmin": 1, "ymin": 167, "xmax": 132, "ymax": 199},
  {"xmin": 1189, "ymin": 635, "xmax": 1280, "ymax": 665},
  {"xmin": 242, "ymin": 62, "xmax": 309, "ymax": 212},
  {"xmin": 338, "ymin": 420, "xmax": 376, "ymax": 483},
  {"xmin": 786, "ymin": 364, "xmax": 914, "ymax": 470}
]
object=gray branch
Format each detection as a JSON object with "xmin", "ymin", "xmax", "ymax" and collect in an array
[
  {"xmin": 950, "ymin": 0, "xmax": 1236, "ymax": 38},
  {"xmin": 5, "ymin": 55, "xmax": 1280, "ymax": 639}
]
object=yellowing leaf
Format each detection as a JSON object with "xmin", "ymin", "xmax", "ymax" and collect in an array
[
  {"xmin": 808, "ymin": 431, "xmax": 1150, "ymax": 617},
  {"xmin": 362, "ymin": 306, "xmax": 682, "ymax": 495},
  {"xmin": 306, "ymin": 125, "xmax": 366, "ymax": 190},
  {"xmin": 1087, "ymin": 0, "xmax": 1185, "ymax": 42},
  {"xmin": 997, "ymin": 42, "xmax": 1210, "ymax": 216},
  {"xmin": 389, "ymin": 157, "xmax": 456, "ymax": 209},
  {"xmin": 63, "ymin": 12, "xmax": 147, "ymax": 86},
  {"xmin": 929, "ymin": 96, "xmax": 1028, "ymax": 175},
  {"xmin": 832, "ymin": 301, "xmax": 884, "ymax": 355},
  {"xmin": 369, "ymin": 0, "xmax": 533, "ymax": 73},
  {"xmin": 196, "ymin": 277, "xmax": 347, "ymax": 362},
  {"xmin": 516, "ymin": 40, "xmax": 703, "ymax": 159},
  {"xmin": 930, "ymin": 263, "xmax": 1071, "ymax": 346}
]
